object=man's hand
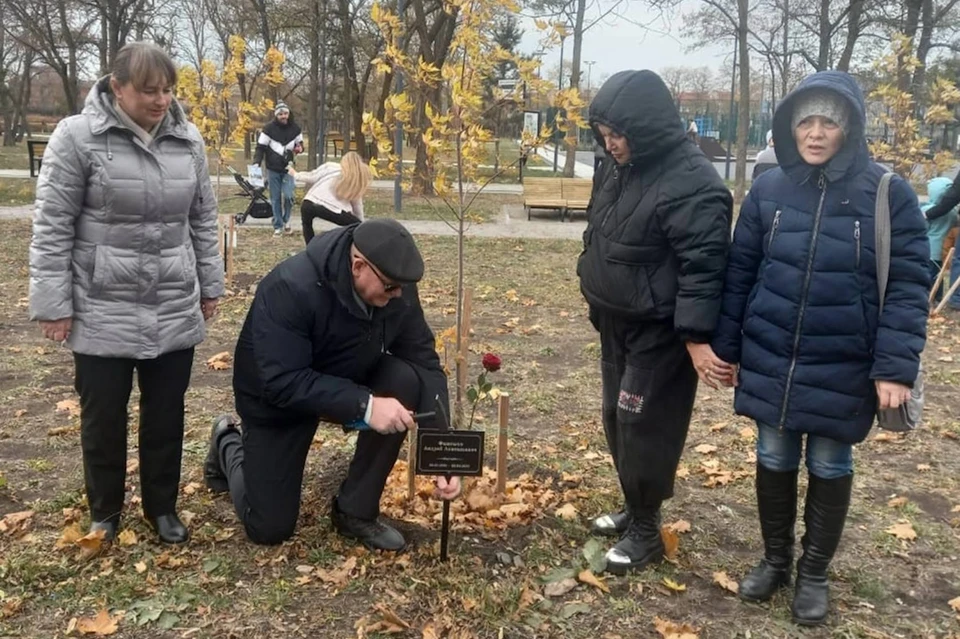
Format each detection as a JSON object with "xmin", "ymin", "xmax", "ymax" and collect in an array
[
  {"xmin": 876, "ymin": 380, "xmax": 911, "ymax": 410},
  {"xmin": 39, "ymin": 318, "xmax": 72, "ymax": 343},
  {"xmin": 685, "ymin": 342, "xmax": 737, "ymax": 389},
  {"xmin": 434, "ymin": 475, "xmax": 461, "ymax": 501},
  {"xmin": 368, "ymin": 397, "xmax": 415, "ymax": 434},
  {"xmin": 201, "ymin": 298, "xmax": 219, "ymax": 321}
]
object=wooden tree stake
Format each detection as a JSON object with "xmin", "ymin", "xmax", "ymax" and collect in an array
[
  {"xmin": 226, "ymin": 215, "xmax": 236, "ymax": 283},
  {"xmin": 934, "ymin": 274, "xmax": 960, "ymax": 316},
  {"xmin": 407, "ymin": 421, "xmax": 418, "ymax": 501},
  {"xmin": 496, "ymin": 393, "xmax": 510, "ymax": 494},
  {"xmin": 930, "ymin": 247, "xmax": 954, "ymax": 306},
  {"xmin": 457, "ymin": 288, "xmax": 473, "ymax": 421}
]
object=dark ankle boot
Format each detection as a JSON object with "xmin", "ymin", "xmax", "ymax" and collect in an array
[
  {"xmin": 792, "ymin": 472, "xmax": 853, "ymax": 626},
  {"xmin": 204, "ymin": 415, "xmax": 239, "ymax": 493},
  {"xmin": 148, "ymin": 513, "xmax": 189, "ymax": 544},
  {"xmin": 604, "ymin": 506, "xmax": 664, "ymax": 575},
  {"xmin": 739, "ymin": 464, "xmax": 798, "ymax": 602}
]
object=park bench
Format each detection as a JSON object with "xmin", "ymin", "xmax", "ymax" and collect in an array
[
  {"xmin": 561, "ymin": 178, "xmax": 593, "ymax": 220},
  {"xmin": 28, "ymin": 140, "xmax": 48, "ymax": 177},
  {"xmin": 523, "ymin": 177, "xmax": 567, "ymax": 220},
  {"xmin": 329, "ymin": 135, "xmax": 374, "ymax": 159},
  {"xmin": 523, "ymin": 177, "xmax": 594, "ymax": 221}
]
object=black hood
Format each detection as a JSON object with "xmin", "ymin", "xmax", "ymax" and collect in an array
[
  {"xmin": 588, "ymin": 70, "xmax": 687, "ymax": 165},
  {"xmin": 772, "ymin": 70, "xmax": 869, "ymax": 184}
]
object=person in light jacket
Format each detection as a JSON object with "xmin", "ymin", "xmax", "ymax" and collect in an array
[
  {"xmin": 712, "ymin": 70, "xmax": 929, "ymax": 626},
  {"xmin": 289, "ymin": 151, "xmax": 371, "ymax": 244},
  {"xmin": 28, "ymin": 42, "xmax": 224, "ymax": 544}
]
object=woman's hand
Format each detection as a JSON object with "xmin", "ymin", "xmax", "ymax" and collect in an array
[
  {"xmin": 876, "ymin": 380, "xmax": 911, "ymax": 410},
  {"xmin": 201, "ymin": 298, "xmax": 219, "ymax": 321},
  {"xmin": 39, "ymin": 318, "xmax": 73, "ymax": 343},
  {"xmin": 685, "ymin": 342, "xmax": 737, "ymax": 389},
  {"xmin": 287, "ymin": 166, "xmax": 297, "ymax": 176}
]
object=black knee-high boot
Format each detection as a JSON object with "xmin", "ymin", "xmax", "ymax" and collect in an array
[
  {"xmin": 739, "ymin": 464, "xmax": 798, "ymax": 601},
  {"xmin": 792, "ymin": 472, "xmax": 853, "ymax": 626}
]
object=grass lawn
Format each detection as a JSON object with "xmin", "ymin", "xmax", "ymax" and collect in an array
[{"xmin": 1, "ymin": 224, "xmax": 959, "ymax": 637}]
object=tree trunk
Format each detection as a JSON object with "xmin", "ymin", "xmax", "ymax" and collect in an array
[
  {"xmin": 562, "ymin": 0, "xmax": 586, "ymax": 178},
  {"xmin": 307, "ymin": 0, "xmax": 321, "ymax": 169},
  {"xmin": 912, "ymin": 0, "xmax": 935, "ymax": 101},
  {"xmin": 734, "ymin": 0, "xmax": 750, "ymax": 202},
  {"xmin": 836, "ymin": 0, "xmax": 864, "ymax": 72},
  {"xmin": 817, "ymin": 0, "xmax": 830, "ymax": 70},
  {"xmin": 899, "ymin": 0, "xmax": 923, "ymax": 93}
]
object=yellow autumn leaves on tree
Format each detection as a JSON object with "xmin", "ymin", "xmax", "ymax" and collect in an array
[{"xmin": 176, "ymin": 36, "xmax": 287, "ymax": 164}]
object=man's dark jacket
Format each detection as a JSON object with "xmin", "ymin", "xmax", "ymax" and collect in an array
[
  {"xmin": 578, "ymin": 70, "xmax": 733, "ymax": 345},
  {"xmin": 232, "ymin": 226, "xmax": 448, "ymax": 428},
  {"xmin": 711, "ymin": 71, "xmax": 929, "ymax": 444},
  {"xmin": 253, "ymin": 118, "xmax": 303, "ymax": 173}
]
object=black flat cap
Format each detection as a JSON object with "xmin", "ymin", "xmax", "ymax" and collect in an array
[{"xmin": 353, "ymin": 219, "xmax": 424, "ymax": 284}]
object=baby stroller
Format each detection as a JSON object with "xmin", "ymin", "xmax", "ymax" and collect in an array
[{"xmin": 227, "ymin": 165, "xmax": 273, "ymax": 225}]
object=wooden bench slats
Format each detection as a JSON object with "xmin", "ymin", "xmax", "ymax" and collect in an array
[{"xmin": 522, "ymin": 177, "xmax": 593, "ymax": 221}]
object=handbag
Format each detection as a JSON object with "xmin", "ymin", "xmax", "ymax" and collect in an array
[{"xmin": 874, "ymin": 172, "xmax": 924, "ymax": 432}]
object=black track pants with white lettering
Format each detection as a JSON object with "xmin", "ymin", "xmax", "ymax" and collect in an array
[{"xmin": 597, "ymin": 314, "xmax": 698, "ymax": 511}]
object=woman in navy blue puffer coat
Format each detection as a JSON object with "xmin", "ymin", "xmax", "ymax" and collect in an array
[{"xmin": 712, "ymin": 71, "xmax": 929, "ymax": 626}]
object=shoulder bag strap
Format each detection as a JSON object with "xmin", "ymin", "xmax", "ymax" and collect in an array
[{"xmin": 875, "ymin": 172, "xmax": 895, "ymax": 312}]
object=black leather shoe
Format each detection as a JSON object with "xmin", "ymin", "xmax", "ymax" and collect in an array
[
  {"xmin": 590, "ymin": 509, "xmax": 631, "ymax": 537},
  {"xmin": 330, "ymin": 499, "xmax": 405, "ymax": 551},
  {"xmin": 604, "ymin": 506, "xmax": 664, "ymax": 575},
  {"xmin": 204, "ymin": 414, "xmax": 239, "ymax": 493},
  {"xmin": 90, "ymin": 520, "xmax": 118, "ymax": 541},
  {"xmin": 148, "ymin": 514, "xmax": 189, "ymax": 544}
]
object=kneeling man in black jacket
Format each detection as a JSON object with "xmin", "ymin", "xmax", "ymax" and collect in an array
[
  {"xmin": 204, "ymin": 219, "xmax": 459, "ymax": 549},
  {"xmin": 578, "ymin": 70, "xmax": 735, "ymax": 574}
]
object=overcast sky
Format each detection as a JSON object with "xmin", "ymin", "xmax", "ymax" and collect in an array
[{"xmin": 518, "ymin": 1, "xmax": 734, "ymax": 92}]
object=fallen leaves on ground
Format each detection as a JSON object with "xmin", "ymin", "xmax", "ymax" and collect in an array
[
  {"xmin": 56, "ymin": 398, "xmax": 81, "ymax": 418},
  {"xmin": 577, "ymin": 569, "xmax": 609, "ymax": 593},
  {"xmin": 206, "ymin": 351, "xmax": 232, "ymax": 370},
  {"xmin": 660, "ymin": 527, "xmax": 680, "ymax": 561},
  {"xmin": 653, "ymin": 616, "xmax": 698, "ymax": 639},
  {"xmin": 68, "ymin": 609, "xmax": 121, "ymax": 636},
  {"xmin": 886, "ymin": 520, "xmax": 918, "ymax": 541},
  {"xmin": 712, "ymin": 571, "xmax": 739, "ymax": 594},
  {"xmin": 916, "ymin": 464, "xmax": 932, "ymax": 472},
  {"xmin": 544, "ymin": 578, "xmax": 577, "ymax": 597},
  {"xmin": 662, "ymin": 577, "xmax": 686, "ymax": 593},
  {"xmin": 949, "ymin": 596, "xmax": 960, "ymax": 614},
  {"xmin": 116, "ymin": 530, "xmax": 137, "ymax": 546},
  {"xmin": 693, "ymin": 444, "xmax": 717, "ymax": 454},
  {"xmin": 0, "ymin": 510, "xmax": 34, "ymax": 537},
  {"xmin": 665, "ymin": 520, "xmax": 691, "ymax": 534},
  {"xmin": 887, "ymin": 496, "xmax": 909, "ymax": 508},
  {"xmin": 555, "ymin": 503, "xmax": 578, "ymax": 520},
  {"xmin": 315, "ymin": 556, "xmax": 358, "ymax": 588}
]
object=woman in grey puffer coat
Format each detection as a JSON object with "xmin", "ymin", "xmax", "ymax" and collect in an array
[{"xmin": 28, "ymin": 42, "xmax": 224, "ymax": 544}]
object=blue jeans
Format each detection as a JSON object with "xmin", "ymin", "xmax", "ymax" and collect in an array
[
  {"xmin": 756, "ymin": 423, "xmax": 853, "ymax": 479},
  {"xmin": 266, "ymin": 169, "xmax": 294, "ymax": 230}
]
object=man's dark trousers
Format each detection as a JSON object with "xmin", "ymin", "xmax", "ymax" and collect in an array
[{"xmin": 219, "ymin": 356, "xmax": 424, "ymax": 545}]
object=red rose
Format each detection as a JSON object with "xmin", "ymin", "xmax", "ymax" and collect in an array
[{"xmin": 482, "ymin": 353, "xmax": 502, "ymax": 373}]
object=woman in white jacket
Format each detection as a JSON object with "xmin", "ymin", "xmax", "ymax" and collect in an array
[{"xmin": 289, "ymin": 151, "xmax": 371, "ymax": 244}]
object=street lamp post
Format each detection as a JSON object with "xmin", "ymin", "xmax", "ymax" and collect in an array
[
  {"xmin": 553, "ymin": 31, "xmax": 568, "ymax": 173},
  {"xmin": 393, "ymin": 0, "xmax": 406, "ymax": 213},
  {"xmin": 724, "ymin": 39, "xmax": 738, "ymax": 182},
  {"xmin": 584, "ymin": 60, "xmax": 596, "ymax": 97}
]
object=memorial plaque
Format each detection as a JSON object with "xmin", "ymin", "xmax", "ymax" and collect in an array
[{"xmin": 415, "ymin": 430, "xmax": 485, "ymax": 476}]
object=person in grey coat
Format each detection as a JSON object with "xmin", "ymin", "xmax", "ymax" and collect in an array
[{"xmin": 28, "ymin": 42, "xmax": 224, "ymax": 544}]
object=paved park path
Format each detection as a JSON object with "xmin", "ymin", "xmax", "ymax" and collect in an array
[{"xmin": 0, "ymin": 203, "xmax": 588, "ymax": 240}]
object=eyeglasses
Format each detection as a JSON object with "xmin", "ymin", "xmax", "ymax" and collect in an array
[{"xmin": 362, "ymin": 259, "xmax": 402, "ymax": 292}]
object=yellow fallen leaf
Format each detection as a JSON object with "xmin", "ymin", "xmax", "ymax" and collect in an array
[
  {"xmin": 949, "ymin": 596, "xmax": 960, "ymax": 613},
  {"xmin": 56, "ymin": 523, "xmax": 83, "ymax": 548},
  {"xmin": 917, "ymin": 464, "xmax": 932, "ymax": 472},
  {"xmin": 693, "ymin": 444, "xmax": 717, "ymax": 454},
  {"xmin": 205, "ymin": 351, "xmax": 232, "ymax": 371},
  {"xmin": 660, "ymin": 527, "xmax": 680, "ymax": 560},
  {"xmin": 709, "ymin": 421, "xmax": 728, "ymax": 432},
  {"xmin": 56, "ymin": 398, "xmax": 81, "ymax": 417},
  {"xmin": 886, "ymin": 520, "xmax": 918, "ymax": 541},
  {"xmin": 134, "ymin": 561, "xmax": 147, "ymax": 574},
  {"xmin": 577, "ymin": 569, "xmax": 610, "ymax": 593},
  {"xmin": 653, "ymin": 615, "xmax": 698, "ymax": 639},
  {"xmin": 116, "ymin": 530, "xmax": 137, "ymax": 546},
  {"xmin": 0, "ymin": 510, "xmax": 35, "ymax": 536},
  {"xmin": 887, "ymin": 496, "xmax": 908, "ymax": 508},
  {"xmin": 662, "ymin": 577, "xmax": 687, "ymax": 592},
  {"xmin": 77, "ymin": 529, "xmax": 106, "ymax": 560},
  {"xmin": 75, "ymin": 608, "xmax": 121, "ymax": 636},
  {"xmin": 712, "ymin": 571, "xmax": 739, "ymax": 594},
  {"xmin": 675, "ymin": 465, "xmax": 690, "ymax": 479},
  {"xmin": 315, "ymin": 556, "xmax": 357, "ymax": 587},
  {"xmin": 422, "ymin": 621, "xmax": 440, "ymax": 639},
  {"xmin": 739, "ymin": 427, "xmax": 756, "ymax": 441},
  {"xmin": 554, "ymin": 503, "xmax": 578, "ymax": 520},
  {"xmin": 873, "ymin": 431, "xmax": 901, "ymax": 442},
  {"xmin": 14, "ymin": 409, "xmax": 27, "ymax": 418},
  {"xmin": 952, "ymin": 505, "xmax": 960, "ymax": 513},
  {"xmin": 666, "ymin": 520, "xmax": 691, "ymax": 534}
]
